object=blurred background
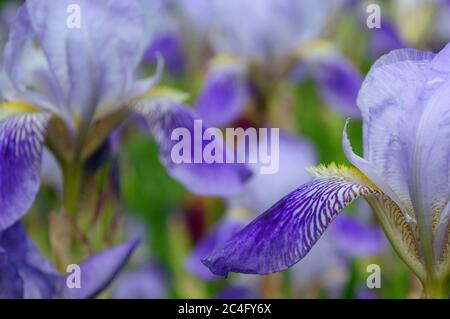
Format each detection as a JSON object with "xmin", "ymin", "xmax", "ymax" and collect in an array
[{"xmin": 1, "ymin": 0, "xmax": 449, "ymax": 299}]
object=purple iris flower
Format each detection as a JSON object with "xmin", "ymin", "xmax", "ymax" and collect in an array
[
  {"xmin": 202, "ymin": 44, "xmax": 450, "ymax": 298},
  {"xmin": 143, "ymin": 31, "xmax": 186, "ymax": 75},
  {"xmin": 208, "ymin": 0, "xmax": 328, "ymax": 67},
  {"xmin": 196, "ymin": 56, "xmax": 249, "ymax": 127},
  {"xmin": 0, "ymin": 0, "xmax": 250, "ymax": 231},
  {"xmin": 368, "ymin": 18, "xmax": 404, "ymax": 58},
  {"xmin": 0, "ymin": 222, "xmax": 138, "ymax": 299}
]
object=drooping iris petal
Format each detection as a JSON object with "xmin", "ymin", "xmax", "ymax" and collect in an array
[
  {"xmin": 112, "ymin": 264, "xmax": 168, "ymax": 299},
  {"xmin": 63, "ymin": 239, "xmax": 139, "ymax": 299},
  {"xmin": 0, "ymin": 112, "xmax": 50, "ymax": 231},
  {"xmin": 186, "ymin": 218, "xmax": 245, "ymax": 280},
  {"xmin": 202, "ymin": 175, "xmax": 377, "ymax": 276},
  {"xmin": 143, "ymin": 31, "xmax": 185, "ymax": 75},
  {"xmin": 196, "ymin": 58, "xmax": 249, "ymax": 127},
  {"xmin": 311, "ymin": 54, "xmax": 362, "ymax": 117},
  {"xmin": 0, "ymin": 222, "xmax": 61, "ymax": 299},
  {"xmin": 4, "ymin": 0, "xmax": 159, "ymax": 125},
  {"xmin": 134, "ymin": 98, "xmax": 252, "ymax": 197},
  {"xmin": 331, "ymin": 214, "xmax": 386, "ymax": 257}
]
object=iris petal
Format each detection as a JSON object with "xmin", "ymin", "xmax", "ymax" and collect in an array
[
  {"xmin": 134, "ymin": 98, "xmax": 252, "ymax": 197},
  {"xmin": 0, "ymin": 111, "xmax": 50, "ymax": 230},
  {"xmin": 196, "ymin": 58, "xmax": 249, "ymax": 126},
  {"xmin": 202, "ymin": 170, "xmax": 377, "ymax": 276},
  {"xmin": 63, "ymin": 239, "xmax": 139, "ymax": 299}
]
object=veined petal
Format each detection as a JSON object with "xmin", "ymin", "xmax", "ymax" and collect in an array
[
  {"xmin": 0, "ymin": 111, "xmax": 50, "ymax": 230},
  {"xmin": 202, "ymin": 165, "xmax": 378, "ymax": 276},
  {"xmin": 133, "ymin": 97, "xmax": 252, "ymax": 197},
  {"xmin": 63, "ymin": 239, "xmax": 139, "ymax": 299},
  {"xmin": 196, "ymin": 56, "xmax": 249, "ymax": 127}
]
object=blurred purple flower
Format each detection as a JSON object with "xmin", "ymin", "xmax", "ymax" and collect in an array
[
  {"xmin": 216, "ymin": 284, "xmax": 259, "ymax": 299},
  {"xmin": 0, "ymin": 0, "xmax": 251, "ymax": 231},
  {"xmin": 143, "ymin": 31, "xmax": 186, "ymax": 75},
  {"xmin": 196, "ymin": 57, "xmax": 249, "ymax": 127},
  {"xmin": 186, "ymin": 217, "xmax": 244, "ymax": 281},
  {"xmin": 368, "ymin": 18, "xmax": 404, "ymax": 58},
  {"xmin": 0, "ymin": 222, "xmax": 138, "ymax": 299},
  {"xmin": 112, "ymin": 263, "xmax": 168, "ymax": 299},
  {"xmin": 310, "ymin": 54, "xmax": 363, "ymax": 117},
  {"xmin": 208, "ymin": 0, "xmax": 329, "ymax": 67}
]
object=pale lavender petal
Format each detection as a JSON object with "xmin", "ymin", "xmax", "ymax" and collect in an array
[
  {"xmin": 63, "ymin": 240, "xmax": 139, "ymax": 299},
  {"xmin": 368, "ymin": 18, "xmax": 404, "ymax": 58},
  {"xmin": 112, "ymin": 264, "xmax": 168, "ymax": 299},
  {"xmin": 134, "ymin": 98, "xmax": 252, "ymax": 196},
  {"xmin": 186, "ymin": 218, "xmax": 245, "ymax": 281},
  {"xmin": 331, "ymin": 214, "xmax": 386, "ymax": 257},
  {"xmin": 209, "ymin": 0, "xmax": 329, "ymax": 65},
  {"xmin": 216, "ymin": 284, "xmax": 258, "ymax": 299},
  {"xmin": 356, "ymin": 44, "xmax": 450, "ymax": 233},
  {"xmin": 143, "ymin": 31, "xmax": 185, "ymax": 75},
  {"xmin": 0, "ymin": 112, "xmax": 49, "ymax": 231},
  {"xmin": 196, "ymin": 60, "xmax": 249, "ymax": 126},
  {"xmin": 312, "ymin": 55, "xmax": 362, "ymax": 117},
  {"xmin": 0, "ymin": 222, "xmax": 61, "ymax": 299},
  {"xmin": 202, "ymin": 178, "xmax": 377, "ymax": 276}
]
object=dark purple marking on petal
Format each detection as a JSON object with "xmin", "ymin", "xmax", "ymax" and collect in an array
[
  {"xmin": 202, "ymin": 178, "xmax": 377, "ymax": 276},
  {"xmin": 0, "ymin": 112, "xmax": 49, "ymax": 231}
]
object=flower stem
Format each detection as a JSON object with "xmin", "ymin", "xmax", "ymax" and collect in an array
[
  {"xmin": 63, "ymin": 162, "xmax": 83, "ymax": 216},
  {"xmin": 422, "ymin": 279, "xmax": 449, "ymax": 299}
]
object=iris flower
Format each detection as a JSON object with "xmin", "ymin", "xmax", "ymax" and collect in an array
[
  {"xmin": 203, "ymin": 45, "xmax": 450, "ymax": 298},
  {"xmin": 0, "ymin": 0, "xmax": 250, "ymax": 231}
]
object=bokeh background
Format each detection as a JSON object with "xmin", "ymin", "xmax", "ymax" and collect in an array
[{"xmin": 1, "ymin": 0, "xmax": 448, "ymax": 299}]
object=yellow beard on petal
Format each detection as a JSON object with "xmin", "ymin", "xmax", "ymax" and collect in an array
[
  {"xmin": 307, "ymin": 162, "xmax": 378, "ymax": 189},
  {"xmin": 0, "ymin": 101, "xmax": 39, "ymax": 120}
]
